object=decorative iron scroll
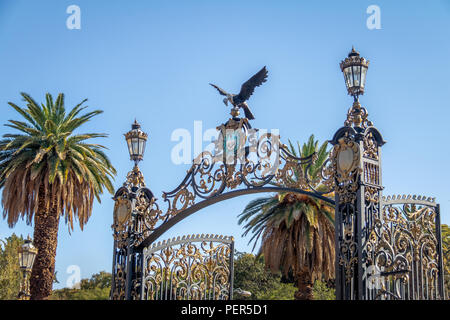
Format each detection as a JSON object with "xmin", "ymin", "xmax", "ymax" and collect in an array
[
  {"xmin": 365, "ymin": 195, "xmax": 444, "ymax": 300},
  {"xmin": 141, "ymin": 234, "xmax": 234, "ymax": 300},
  {"xmin": 136, "ymin": 117, "xmax": 334, "ymax": 247}
]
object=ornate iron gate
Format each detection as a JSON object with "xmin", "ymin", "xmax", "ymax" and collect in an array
[
  {"xmin": 141, "ymin": 234, "xmax": 234, "ymax": 300},
  {"xmin": 366, "ymin": 195, "xmax": 445, "ymax": 300},
  {"xmin": 111, "ymin": 50, "xmax": 446, "ymax": 300}
]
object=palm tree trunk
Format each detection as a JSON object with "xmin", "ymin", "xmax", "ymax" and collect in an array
[
  {"xmin": 294, "ymin": 270, "xmax": 314, "ymax": 300},
  {"xmin": 30, "ymin": 186, "xmax": 60, "ymax": 300}
]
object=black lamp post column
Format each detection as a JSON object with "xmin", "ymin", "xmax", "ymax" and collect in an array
[
  {"xmin": 331, "ymin": 48, "xmax": 385, "ymax": 300},
  {"xmin": 111, "ymin": 120, "xmax": 152, "ymax": 300}
]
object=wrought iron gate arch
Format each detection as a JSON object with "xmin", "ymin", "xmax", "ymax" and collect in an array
[
  {"xmin": 138, "ymin": 186, "xmax": 335, "ymax": 249},
  {"xmin": 111, "ymin": 116, "xmax": 338, "ymax": 300},
  {"xmin": 133, "ymin": 117, "xmax": 337, "ymax": 250}
]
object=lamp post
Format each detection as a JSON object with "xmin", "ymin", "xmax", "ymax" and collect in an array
[
  {"xmin": 18, "ymin": 236, "xmax": 38, "ymax": 300},
  {"xmin": 124, "ymin": 119, "xmax": 148, "ymax": 167},
  {"xmin": 340, "ymin": 47, "xmax": 371, "ymax": 129},
  {"xmin": 332, "ymin": 48, "xmax": 385, "ymax": 300},
  {"xmin": 111, "ymin": 119, "xmax": 152, "ymax": 300}
]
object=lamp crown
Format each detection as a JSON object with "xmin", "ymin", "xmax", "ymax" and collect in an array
[
  {"xmin": 340, "ymin": 47, "xmax": 369, "ymax": 71},
  {"xmin": 131, "ymin": 119, "xmax": 141, "ymax": 130},
  {"xmin": 348, "ymin": 46, "xmax": 359, "ymax": 57}
]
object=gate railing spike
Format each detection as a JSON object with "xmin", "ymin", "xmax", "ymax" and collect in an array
[
  {"xmin": 144, "ymin": 233, "xmax": 235, "ymax": 254},
  {"xmin": 382, "ymin": 194, "xmax": 438, "ymax": 207}
]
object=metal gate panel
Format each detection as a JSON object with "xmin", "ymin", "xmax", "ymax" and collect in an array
[
  {"xmin": 141, "ymin": 234, "xmax": 234, "ymax": 300},
  {"xmin": 366, "ymin": 195, "xmax": 445, "ymax": 300}
]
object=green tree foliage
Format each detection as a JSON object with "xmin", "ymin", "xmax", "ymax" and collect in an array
[
  {"xmin": 0, "ymin": 234, "xmax": 24, "ymax": 300},
  {"xmin": 50, "ymin": 271, "xmax": 111, "ymax": 300},
  {"xmin": 0, "ymin": 93, "xmax": 116, "ymax": 299},
  {"xmin": 312, "ymin": 280, "xmax": 335, "ymax": 300},
  {"xmin": 233, "ymin": 252, "xmax": 296, "ymax": 300},
  {"xmin": 441, "ymin": 224, "xmax": 449, "ymax": 299}
]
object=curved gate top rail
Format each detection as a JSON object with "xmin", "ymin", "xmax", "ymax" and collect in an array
[
  {"xmin": 382, "ymin": 194, "xmax": 437, "ymax": 206},
  {"xmin": 144, "ymin": 234, "xmax": 234, "ymax": 253},
  {"xmin": 113, "ymin": 116, "xmax": 336, "ymax": 250}
]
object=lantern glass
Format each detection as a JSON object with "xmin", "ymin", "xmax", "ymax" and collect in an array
[
  {"xmin": 19, "ymin": 240, "xmax": 37, "ymax": 271},
  {"xmin": 344, "ymin": 67, "xmax": 353, "ymax": 88},
  {"xmin": 361, "ymin": 66, "xmax": 367, "ymax": 89},
  {"xmin": 139, "ymin": 139, "xmax": 146, "ymax": 157},
  {"xmin": 132, "ymin": 137, "xmax": 139, "ymax": 156},
  {"xmin": 126, "ymin": 139, "xmax": 133, "ymax": 157},
  {"xmin": 352, "ymin": 65, "xmax": 361, "ymax": 87}
]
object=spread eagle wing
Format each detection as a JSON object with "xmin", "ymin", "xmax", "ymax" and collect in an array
[
  {"xmin": 209, "ymin": 83, "xmax": 228, "ymax": 96},
  {"xmin": 234, "ymin": 66, "xmax": 268, "ymax": 105}
]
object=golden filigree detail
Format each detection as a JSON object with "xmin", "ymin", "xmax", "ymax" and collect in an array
[
  {"xmin": 142, "ymin": 235, "xmax": 233, "ymax": 300},
  {"xmin": 363, "ymin": 132, "xmax": 378, "ymax": 160},
  {"xmin": 331, "ymin": 133, "xmax": 361, "ymax": 204},
  {"xmin": 274, "ymin": 160, "xmax": 307, "ymax": 189},
  {"xmin": 365, "ymin": 186, "xmax": 379, "ymax": 204},
  {"xmin": 339, "ymin": 221, "xmax": 358, "ymax": 283},
  {"xmin": 344, "ymin": 101, "xmax": 373, "ymax": 129},
  {"xmin": 112, "ymin": 266, "xmax": 126, "ymax": 300},
  {"xmin": 163, "ymin": 187, "xmax": 195, "ymax": 219},
  {"xmin": 125, "ymin": 165, "xmax": 145, "ymax": 188},
  {"xmin": 365, "ymin": 196, "xmax": 442, "ymax": 299}
]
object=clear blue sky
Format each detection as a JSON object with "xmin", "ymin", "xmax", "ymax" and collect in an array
[{"xmin": 0, "ymin": 0, "xmax": 449, "ymax": 289}]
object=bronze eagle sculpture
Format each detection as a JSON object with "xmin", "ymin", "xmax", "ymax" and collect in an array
[{"xmin": 209, "ymin": 66, "xmax": 268, "ymax": 120}]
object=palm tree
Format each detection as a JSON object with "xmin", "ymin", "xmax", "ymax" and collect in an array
[
  {"xmin": 0, "ymin": 93, "xmax": 116, "ymax": 300},
  {"xmin": 238, "ymin": 135, "xmax": 335, "ymax": 300}
]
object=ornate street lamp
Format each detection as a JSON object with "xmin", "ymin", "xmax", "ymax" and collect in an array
[
  {"xmin": 18, "ymin": 236, "xmax": 38, "ymax": 300},
  {"xmin": 340, "ymin": 47, "xmax": 372, "ymax": 129},
  {"xmin": 124, "ymin": 120, "xmax": 148, "ymax": 166},
  {"xmin": 340, "ymin": 47, "xmax": 369, "ymax": 101}
]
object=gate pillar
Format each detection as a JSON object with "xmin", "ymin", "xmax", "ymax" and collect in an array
[
  {"xmin": 111, "ymin": 121, "xmax": 154, "ymax": 300},
  {"xmin": 330, "ymin": 100, "xmax": 385, "ymax": 300}
]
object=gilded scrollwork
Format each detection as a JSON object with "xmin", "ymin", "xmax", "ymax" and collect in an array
[
  {"xmin": 142, "ymin": 234, "xmax": 233, "ymax": 300},
  {"xmin": 344, "ymin": 101, "xmax": 373, "ymax": 129},
  {"xmin": 363, "ymin": 132, "xmax": 378, "ymax": 160},
  {"xmin": 365, "ymin": 195, "xmax": 443, "ymax": 300},
  {"xmin": 124, "ymin": 165, "xmax": 146, "ymax": 189},
  {"xmin": 131, "ymin": 117, "xmax": 333, "ymax": 247},
  {"xmin": 329, "ymin": 133, "xmax": 361, "ymax": 204},
  {"xmin": 339, "ymin": 220, "xmax": 358, "ymax": 283},
  {"xmin": 112, "ymin": 266, "xmax": 126, "ymax": 300}
]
